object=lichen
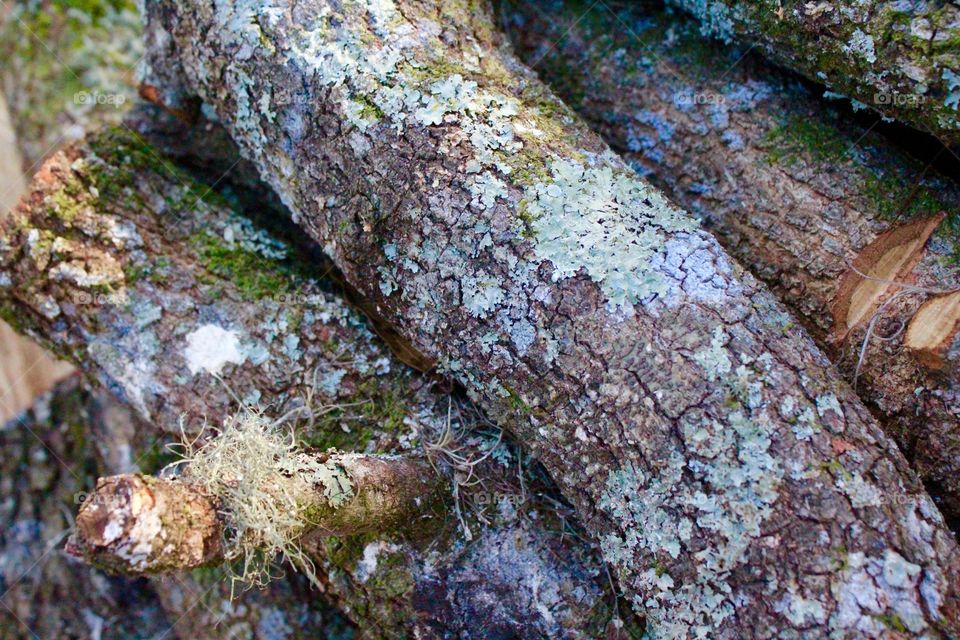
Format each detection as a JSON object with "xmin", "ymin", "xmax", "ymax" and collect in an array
[
  {"xmin": 183, "ymin": 324, "xmax": 247, "ymax": 376},
  {"xmin": 177, "ymin": 410, "xmax": 355, "ymax": 591},
  {"xmin": 524, "ymin": 158, "xmax": 697, "ymax": 309}
]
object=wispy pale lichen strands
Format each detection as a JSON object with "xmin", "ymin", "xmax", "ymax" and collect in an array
[
  {"xmin": 148, "ymin": 0, "xmax": 960, "ymax": 636},
  {"xmin": 665, "ymin": 0, "xmax": 960, "ymax": 146},
  {"xmin": 67, "ymin": 451, "xmax": 439, "ymax": 573},
  {"xmin": 0, "ymin": 130, "xmax": 610, "ymax": 638},
  {"xmin": 502, "ymin": 0, "xmax": 960, "ymax": 521}
]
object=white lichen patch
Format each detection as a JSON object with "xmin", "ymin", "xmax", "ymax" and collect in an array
[
  {"xmin": 831, "ymin": 550, "xmax": 935, "ymax": 635},
  {"xmin": 525, "ymin": 159, "xmax": 696, "ymax": 309},
  {"xmin": 184, "ymin": 324, "xmax": 246, "ymax": 375},
  {"xmin": 354, "ymin": 540, "xmax": 401, "ymax": 583},
  {"xmin": 844, "ymin": 29, "xmax": 877, "ymax": 64},
  {"xmin": 108, "ymin": 488, "xmax": 163, "ymax": 571}
]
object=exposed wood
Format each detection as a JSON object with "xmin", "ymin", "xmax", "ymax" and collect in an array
[
  {"xmin": 905, "ymin": 290, "xmax": 960, "ymax": 369},
  {"xmin": 831, "ymin": 214, "xmax": 945, "ymax": 342}
]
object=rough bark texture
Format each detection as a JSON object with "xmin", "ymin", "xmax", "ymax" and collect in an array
[
  {"xmin": 143, "ymin": 0, "xmax": 960, "ymax": 637},
  {"xmin": 0, "ymin": 80, "xmax": 74, "ymax": 425},
  {"xmin": 0, "ymin": 129, "xmax": 615, "ymax": 638},
  {"xmin": 663, "ymin": 0, "xmax": 960, "ymax": 146},
  {"xmin": 501, "ymin": 0, "xmax": 960, "ymax": 525}
]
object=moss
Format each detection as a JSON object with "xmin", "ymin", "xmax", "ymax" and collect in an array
[
  {"xmin": 761, "ymin": 115, "xmax": 850, "ymax": 166},
  {"xmin": 191, "ymin": 231, "xmax": 294, "ymax": 301},
  {"xmin": 877, "ymin": 613, "xmax": 908, "ymax": 633},
  {"xmin": 323, "ymin": 533, "xmax": 414, "ymax": 599},
  {"xmin": 136, "ymin": 437, "xmax": 179, "ymax": 475},
  {"xmin": 298, "ymin": 376, "xmax": 414, "ymax": 453},
  {"xmin": 87, "ymin": 128, "xmax": 232, "ymax": 210}
]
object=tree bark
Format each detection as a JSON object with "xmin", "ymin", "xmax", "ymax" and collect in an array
[
  {"xmin": 501, "ymin": 0, "xmax": 960, "ymax": 526},
  {"xmin": 142, "ymin": 0, "xmax": 960, "ymax": 637},
  {"xmin": 0, "ymin": 378, "xmax": 174, "ymax": 640},
  {"xmin": 0, "ymin": 129, "xmax": 615, "ymax": 638},
  {"xmin": 662, "ymin": 0, "xmax": 960, "ymax": 146}
]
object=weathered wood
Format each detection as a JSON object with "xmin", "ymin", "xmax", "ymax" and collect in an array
[
  {"xmin": 0, "ymin": 129, "xmax": 614, "ymax": 638},
  {"xmin": 664, "ymin": 0, "xmax": 960, "ymax": 146},
  {"xmin": 143, "ymin": 0, "xmax": 960, "ymax": 636},
  {"xmin": 502, "ymin": 0, "xmax": 960, "ymax": 524}
]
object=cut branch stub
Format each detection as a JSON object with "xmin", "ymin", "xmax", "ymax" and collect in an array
[
  {"xmin": 67, "ymin": 474, "xmax": 222, "ymax": 574},
  {"xmin": 831, "ymin": 214, "xmax": 945, "ymax": 342},
  {"xmin": 905, "ymin": 290, "xmax": 960, "ymax": 369}
]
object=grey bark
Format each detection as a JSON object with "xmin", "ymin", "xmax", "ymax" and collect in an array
[
  {"xmin": 664, "ymin": 0, "xmax": 960, "ymax": 146},
  {"xmin": 0, "ymin": 129, "xmax": 615, "ymax": 638},
  {"xmin": 501, "ymin": 0, "xmax": 960, "ymax": 524},
  {"xmin": 141, "ymin": 0, "xmax": 960, "ymax": 637}
]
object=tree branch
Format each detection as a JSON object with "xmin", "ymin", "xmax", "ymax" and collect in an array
[{"xmin": 0, "ymin": 129, "xmax": 614, "ymax": 638}]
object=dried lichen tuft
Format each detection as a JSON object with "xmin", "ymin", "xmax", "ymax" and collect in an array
[{"xmin": 173, "ymin": 409, "xmax": 354, "ymax": 592}]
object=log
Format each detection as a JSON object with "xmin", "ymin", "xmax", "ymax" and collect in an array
[
  {"xmin": 662, "ymin": 0, "xmax": 960, "ymax": 146},
  {"xmin": 501, "ymin": 0, "xmax": 960, "ymax": 524},
  {"xmin": 0, "ymin": 129, "xmax": 615, "ymax": 638},
  {"xmin": 143, "ymin": 0, "xmax": 960, "ymax": 636}
]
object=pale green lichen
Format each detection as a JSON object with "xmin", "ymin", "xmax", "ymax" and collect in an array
[
  {"xmin": 524, "ymin": 158, "xmax": 696, "ymax": 308},
  {"xmin": 599, "ymin": 328, "xmax": 785, "ymax": 637},
  {"xmin": 943, "ymin": 69, "xmax": 960, "ymax": 110}
]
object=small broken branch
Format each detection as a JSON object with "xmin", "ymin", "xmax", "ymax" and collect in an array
[{"xmin": 67, "ymin": 449, "xmax": 441, "ymax": 576}]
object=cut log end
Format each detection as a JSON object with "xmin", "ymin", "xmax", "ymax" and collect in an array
[
  {"xmin": 905, "ymin": 290, "xmax": 960, "ymax": 369},
  {"xmin": 831, "ymin": 213, "xmax": 945, "ymax": 342},
  {"xmin": 67, "ymin": 474, "xmax": 222, "ymax": 574}
]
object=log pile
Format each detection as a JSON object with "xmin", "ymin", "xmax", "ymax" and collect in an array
[{"xmin": 1, "ymin": 0, "xmax": 959, "ymax": 638}]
